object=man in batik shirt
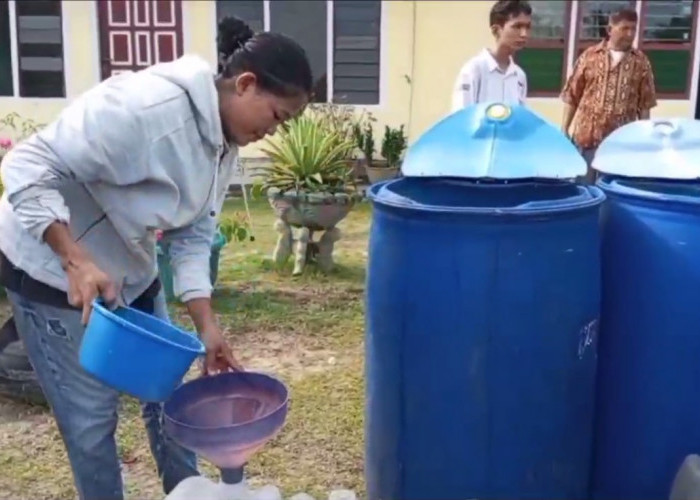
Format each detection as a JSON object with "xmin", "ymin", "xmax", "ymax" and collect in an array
[{"xmin": 561, "ymin": 6, "xmax": 656, "ymax": 182}]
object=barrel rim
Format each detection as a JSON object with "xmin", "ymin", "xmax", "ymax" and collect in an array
[
  {"xmin": 367, "ymin": 178, "xmax": 605, "ymax": 215},
  {"xmin": 597, "ymin": 175, "xmax": 700, "ymax": 206},
  {"xmin": 90, "ymin": 301, "xmax": 205, "ymax": 355}
]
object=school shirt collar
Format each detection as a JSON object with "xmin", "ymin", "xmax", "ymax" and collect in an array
[{"xmin": 481, "ymin": 48, "xmax": 518, "ymax": 76}]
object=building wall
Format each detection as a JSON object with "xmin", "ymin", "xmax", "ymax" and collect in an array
[{"xmin": 0, "ymin": 0, "xmax": 697, "ymax": 156}]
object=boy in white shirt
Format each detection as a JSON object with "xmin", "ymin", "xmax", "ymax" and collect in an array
[{"xmin": 452, "ymin": 0, "xmax": 532, "ymax": 111}]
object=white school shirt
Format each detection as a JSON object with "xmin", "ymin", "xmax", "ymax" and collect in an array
[{"xmin": 451, "ymin": 48, "xmax": 528, "ymax": 112}]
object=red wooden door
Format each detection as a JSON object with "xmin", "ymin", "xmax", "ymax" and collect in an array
[{"xmin": 97, "ymin": 0, "xmax": 184, "ymax": 80}]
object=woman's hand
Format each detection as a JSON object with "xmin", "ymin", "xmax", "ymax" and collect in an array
[
  {"xmin": 44, "ymin": 221, "xmax": 118, "ymax": 324},
  {"xmin": 65, "ymin": 255, "xmax": 119, "ymax": 324},
  {"xmin": 185, "ymin": 297, "xmax": 243, "ymax": 375},
  {"xmin": 200, "ymin": 328, "xmax": 243, "ymax": 375}
]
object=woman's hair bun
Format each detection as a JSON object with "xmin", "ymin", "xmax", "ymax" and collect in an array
[{"xmin": 217, "ymin": 16, "xmax": 255, "ymax": 57}]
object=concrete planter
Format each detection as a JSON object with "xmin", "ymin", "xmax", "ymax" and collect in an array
[
  {"xmin": 267, "ymin": 189, "xmax": 361, "ymax": 275},
  {"xmin": 365, "ymin": 160, "xmax": 400, "ymax": 184},
  {"xmin": 267, "ymin": 189, "xmax": 359, "ymax": 230}
]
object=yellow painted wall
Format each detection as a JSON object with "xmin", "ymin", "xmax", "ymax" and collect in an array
[{"xmin": 0, "ymin": 0, "xmax": 695, "ymax": 151}]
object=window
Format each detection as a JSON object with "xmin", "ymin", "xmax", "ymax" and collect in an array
[
  {"xmin": 639, "ymin": 0, "xmax": 697, "ymax": 98},
  {"xmin": 215, "ymin": 0, "xmax": 382, "ymax": 105},
  {"xmin": 15, "ymin": 0, "xmax": 65, "ymax": 97},
  {"xmin": 516, "ymin": 1, "xmax": 570, "ymax": 96},
  {"xmin": 571, "ymin": 0, "xmax": 697, "ymax": 98},
  {"xmin": 0, "ymin": 0, "xmax": 65, "ymax": 98},
  {"xmin": 576, "ymin": 0, "xmax": 636, "ymax": 55},
  {"xmin": 269, "ymin": 1, "xmax": 328, "ymax": 102},
  {"xmin": 333, "ymin": 1, "xmax": 381, "ymax": 104},
  {"xmin": 0, "ymin": 0, "xmax": 11, "ymax": 96},
  {"xmin": 216, "ymin": 0, "xmax": 263, "ymax": 33}
]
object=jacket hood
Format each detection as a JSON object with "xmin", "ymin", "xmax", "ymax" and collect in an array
[{"xmin": 146, "ymin": 55, "xmax": 223, "ymax": 148}]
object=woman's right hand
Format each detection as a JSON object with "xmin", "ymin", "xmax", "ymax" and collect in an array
[
  {"xmin": 44, "ymin": 221, "xmax": 119, "ymax": 324},
  {"xmin": 64, "ymin": 254, "xmax": 119, "ymax": 324}
]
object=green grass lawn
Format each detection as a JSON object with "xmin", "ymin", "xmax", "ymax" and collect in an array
[{"xmin": 0, "ymin": 195, "xmax": 371, "ymax": 500}]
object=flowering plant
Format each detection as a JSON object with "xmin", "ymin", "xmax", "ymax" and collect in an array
[
  {"xmin": 0, "ymin": 136, "xmax": 12, "ymax": 153},
  {"xmin": 0, "ymin": 137, "xmax": 10, "ymax": 194},
  {"xmin": 0, "ymin": 112, "xmax": 43, "ymax": 162},
  {"xmin": 218, "ymin": 214, "xmax": 253, "ymax": 243}
]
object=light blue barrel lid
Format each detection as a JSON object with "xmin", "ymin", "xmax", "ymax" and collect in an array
[
  {"xmin": 593, "ymin": 118, "xmax": 700, "ymax": 179},
  {"xmin": 401, "ymin": 102, "xmax": 587, "ymax": 179}
]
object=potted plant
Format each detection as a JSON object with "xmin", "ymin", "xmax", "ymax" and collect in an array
[
  {"xmin": 353, "ymin": 121, "xmax": 375, "ymax": 177},
  {"xmin": 253, "ymin": 109, "xmax": 362, "ymax": 275},
  {"xmin": 156, "ymin": 216, "xmax": 252, "ymax": 302},
  {"xmin": 310, "ymin": 103, "xmax": 373, "ymax": 181},
  {"xmin": 366, "ymin": 124, "xmax": 407, "ymax": 184}
]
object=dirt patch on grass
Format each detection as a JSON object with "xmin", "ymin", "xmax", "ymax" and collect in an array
[
  {"xmin": 0, "ymin": 396, "xmax": 44, "ymax": 424},
  {"xmin": 236, "ymin": 328, "xmax": 362, "ymax": 381}
]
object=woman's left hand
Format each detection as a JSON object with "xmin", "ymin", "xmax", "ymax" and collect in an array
[{"xmin": 200, "ymin": 328, "xmax": 243, "ymax": 375}]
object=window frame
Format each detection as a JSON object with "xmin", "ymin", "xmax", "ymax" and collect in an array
[
  {"xmin": 519, "ymin": 1, "xmax": 573, "ymax": 98},
  {"xmin": 571, "ymin": 0, "xmax": 698, "ymax": 99},
  {"xmin": 637, "ymin": 0, "xmax": 698, "ymax": 99},
  {"xmin": 215, "ymin": 0, "xmax": 385, "ymax": 108},
  {"xmin": 573, "ymin": 0, "xmax": 637, "ymax": 54},
  {"xmin": 0, "ymin": 0, "xmax": 67, "ymax": 99}
]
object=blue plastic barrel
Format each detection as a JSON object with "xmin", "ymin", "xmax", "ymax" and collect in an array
[
  {"xmin": 592, "ymin": 176, "xmax": 700, "ymax": 500},
  {"xmin": 365, "ymin": 177, "xmax": 605, "ymax": 500}
]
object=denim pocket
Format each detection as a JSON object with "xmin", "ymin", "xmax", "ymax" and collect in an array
[{"xmin": 46, "ymin": 318, "xmax": 71, "ymax": 340}]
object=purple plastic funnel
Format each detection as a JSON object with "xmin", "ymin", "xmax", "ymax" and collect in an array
[{"xmin": 163, "ymin": 371, "xmax": 289, "ymax": 468}]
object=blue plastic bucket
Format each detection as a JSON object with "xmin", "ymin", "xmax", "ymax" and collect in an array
[
  {"xmin": 79, "ymin": 302, "xmax": 205, "ymax": 402},
  {"xmin": 158, "ymin": 230, "xmax": 226, "ymax": 302}
]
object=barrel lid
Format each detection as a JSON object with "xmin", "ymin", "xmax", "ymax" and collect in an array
[
  {"xmin": 401, "ymin": 103, "xmax": 586, "ymax": 179},
  {"xmin": 593, "ymin": 119, "xmax": 700, "ymax": 179}
]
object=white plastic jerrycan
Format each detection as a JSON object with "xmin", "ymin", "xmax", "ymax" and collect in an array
[
  {"xmin": 670, "ymin": 455, "xmax": 700, "ymax": 500},
  {"xmin": 165, "ymin": 475, "xmax": 283, "ymax": 500}
]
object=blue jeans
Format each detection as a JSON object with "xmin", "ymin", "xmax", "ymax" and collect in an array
[{"xmin": 7, "ymin": 290, "xmax": 198, "ymax": 500}]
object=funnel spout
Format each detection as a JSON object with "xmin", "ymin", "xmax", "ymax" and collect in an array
[{"xmin": 220, "ymin": 467, "xmax": 244, "ymax": 485}]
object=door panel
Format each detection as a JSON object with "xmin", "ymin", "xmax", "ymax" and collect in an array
[{"xmin": 97, "ymin": 0, "xmax": 184, "ymax": 79}]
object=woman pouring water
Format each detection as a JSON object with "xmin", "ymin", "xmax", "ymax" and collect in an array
[{"xmin": 0, "ymin": 16, "xmax": 311, "ymax": 500}]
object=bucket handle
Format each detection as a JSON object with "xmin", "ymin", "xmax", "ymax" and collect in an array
[{"xmin": 91, "ymin": 299, "xmax": 207, "ymax": 356}]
